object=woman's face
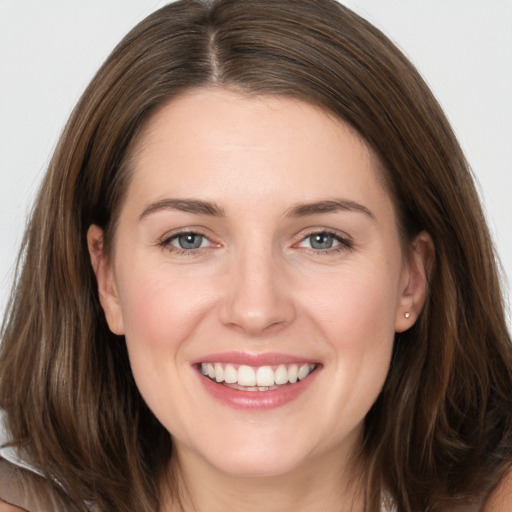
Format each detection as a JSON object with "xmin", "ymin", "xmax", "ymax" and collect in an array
[{"xmin": 89, "ymin": 88, "xmax": 427, "ymax": 478}]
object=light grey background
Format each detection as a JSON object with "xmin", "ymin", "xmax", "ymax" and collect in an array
[{"xmin": 1, "ymin": 1, "xmax": 511, "ymax": 322}]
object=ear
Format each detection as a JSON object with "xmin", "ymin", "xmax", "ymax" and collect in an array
[
  {"xmin": 395, "ymin": 231, "xmax": 434, "ymax": 332},
  {"xmin": 87, "ymin": 225, "xmax": 125, "ymax": 335}
]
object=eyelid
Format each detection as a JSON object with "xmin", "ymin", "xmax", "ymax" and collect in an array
[
  {"xmin": 293, "ymin": 228, "xmax": 353, "ymax": 251},
  {"xmin": 169, "ymin": 233, "xmax": 210, "ymax": 250},
  {"xmin": 158, "ymin": 228, "xmax": 221, "ymax": 254},
  {"xmin": 156, "ymin": 226, "xmax": 352, "ymax": 255}
]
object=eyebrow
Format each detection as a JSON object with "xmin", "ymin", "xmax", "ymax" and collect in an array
[
  {"xmin": 285, "ymin": 199, "xmax": 375, "ymax": 220},
  {"xmin": 138, "ymin": 198, "xmax": 225, "ymax": 220},
  {"xmin": 138, "ymin": 197, "xmax": 375, "ymax": 221}
]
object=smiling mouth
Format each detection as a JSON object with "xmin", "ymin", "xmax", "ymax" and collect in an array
[{"xmin": 199, "ymin": 362, "xmax": 317, "ymax": 391}]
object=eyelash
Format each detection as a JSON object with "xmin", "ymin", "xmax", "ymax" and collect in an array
[
  {"xmin": 158, "ymin": 229, "xmax": 353, "ymax": 256},
  {"xmin": 158, "ymin": 230, "xmax": 216, "ymax": 256},
  {"xmin": 296, "ymin": 230, "xmax": 353, "ymax": 255}
]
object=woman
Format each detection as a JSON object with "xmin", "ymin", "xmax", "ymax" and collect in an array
[{"xmin": 1, "ymin": 0, "xmax": 511, "ymax": 510}]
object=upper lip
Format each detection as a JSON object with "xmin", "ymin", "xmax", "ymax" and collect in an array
[{"xmin": 191, "ymin": 351, "xmax": 319, "ymax": 367}]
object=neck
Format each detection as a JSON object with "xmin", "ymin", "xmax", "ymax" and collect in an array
[{"xmin": 162, "ymin": 443, "xmax": 366, "ymax": 512}]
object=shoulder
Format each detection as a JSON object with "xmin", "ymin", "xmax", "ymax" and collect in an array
[
  {"xmin": 483, "ymin": 469, "xmax": 512, "ymax": 512},
  {"xmin": 0, "ymin": 458, "xmax": 39, "ymax": 512},
  {"xmin": 0, "ymin": 501, "xmax": 27, "ymax": 512},
  {"xmin": 0, "ymin": 458, "xmax": 78, "ymax": 512}
]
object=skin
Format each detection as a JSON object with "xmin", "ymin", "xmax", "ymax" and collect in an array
[
  {"xmin": 483, "ymin": 470, "xmax": 512, "ymax": 512},
  {"xmin": 88, "ymin": 88, "xmax": 433, "ymax": 511},
  {"xmin": 0, "ymin": 503, "xmax": 27, "ymax": 512}
]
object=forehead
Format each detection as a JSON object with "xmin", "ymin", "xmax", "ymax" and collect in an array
[
  {"xmin": 125, "ymin": 88, "xmax": 393, "ymax": 219},
  {"xmin": 134, "ymin": 88, "xmax": 370, "ymax": 157}
]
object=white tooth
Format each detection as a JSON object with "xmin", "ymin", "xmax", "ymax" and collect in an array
[
  {"xmin": 238, "ymin": 365, "xmax": 256, "ymax": 386},
  {"xmin": 215, "ymin": 363, "xmax": 224, "ymax": 382},
  {"xmin": 274, "ymin": 364, "xmax": 288, "ymax": 385},
  {"xmin": 288, "ymin": 364, "xmax": 298, "ymax": 383},
  {"xmin": 207, "ymin": 363, "xmax": 215, "ymax": 379},
  {"xmin": 298, "ymin": 363, "xmax": 310, "ymax": 380},
  {"xmin": 256, "ymin": 366, "xmax": 274, "ymax": 387},
  {"xmin": 224, "ymin": 364, "xmax": 238, "ymax": 384},
  {"xmin": 200, "ymin": 363, "xmax": 208, "ymax": 375}
]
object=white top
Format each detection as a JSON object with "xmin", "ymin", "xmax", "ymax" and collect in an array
[{"xmin": 0, "ymin": 409, "xmax": 44, "ymax": 478}]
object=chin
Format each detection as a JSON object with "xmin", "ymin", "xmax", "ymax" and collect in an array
[
  {"xmin": 209, "ymin": 451, "xmax": 306, "ymax": 478},
  {"xmin": 194, "ymin": 432, "xmax": 318, "ymax": 478}
]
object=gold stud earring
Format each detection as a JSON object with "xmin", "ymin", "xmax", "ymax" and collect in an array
[{"xmin": 404, "ymin": 312, "xmax": 410, "ymax": 319}]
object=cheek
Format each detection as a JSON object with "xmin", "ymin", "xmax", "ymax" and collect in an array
[
  {"xmin": 303, "ymin": 264, "xmax": 399, "ymax": 405},
  {"xmin": 112, "ymin": 266, "xmax": 210, "ymax": 425},
  {"xmin": 307, "ymin": 263, "xmax": 400, "ymax": 344},
  {"xmin": 115, "ymin": 264, "xmax": 213, "ymax": 354},
  {"xmin": 326, "ymin": 283, "xmax": 396, "ymax": 379}
]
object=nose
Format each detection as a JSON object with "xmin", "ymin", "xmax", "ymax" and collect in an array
[{"xmin": 219, "ymin": 245, "xmax": 296, "ymax": 336}]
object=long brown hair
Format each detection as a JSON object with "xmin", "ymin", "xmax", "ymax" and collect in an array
[{"xmin": 1, "ymin": 1, "xmax": 511, "ymax": 510}]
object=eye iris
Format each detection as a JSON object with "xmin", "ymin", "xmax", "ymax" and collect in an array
[
  {"xmin": 310, "ymin": 233, "xmax": 334, "ymax": 249},
  {"xmin": 178, "ymin": 234, "xmax": 203, "ymax": 249}
]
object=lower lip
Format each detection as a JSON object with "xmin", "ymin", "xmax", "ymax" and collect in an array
[{"xmin": 197, "ymin": 368, "xmax": 319, "ymax": 410}]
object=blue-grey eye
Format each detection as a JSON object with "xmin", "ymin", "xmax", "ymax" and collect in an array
[
  {"xmin": 308, "ymin": 233, "xmax": 336, "ymax": 249},
  {"xmin": 172, "ymin": 233, "xmax": 205, "ymax": 250}
]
